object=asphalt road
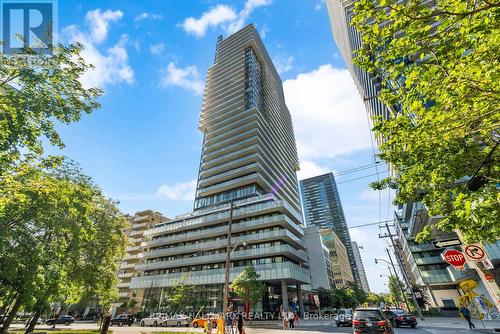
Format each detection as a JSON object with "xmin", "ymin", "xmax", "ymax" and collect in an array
[{"xmin": 10, "ymin": 322, "xmax": 481, "ymax": 334}]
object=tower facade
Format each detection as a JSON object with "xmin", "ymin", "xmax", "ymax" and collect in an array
[
  {"xmin": 130, "ymin": 24, "xmax": 309, "ymax": 314},
  {"xmin": 300, "ymin": 173, "xmax": 361, "ymax": 287},
  {"xmin": 351, "ymin": 241, "xmax": 370, "ymax": 293}
]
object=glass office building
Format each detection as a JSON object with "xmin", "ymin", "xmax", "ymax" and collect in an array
[
  {"xmin": 300, "ymin": 172, "xmax": 361, "ymax": 287},
  {"xmin": 130, "ymin": 24, "xmax": 309, "ymax": 314}
]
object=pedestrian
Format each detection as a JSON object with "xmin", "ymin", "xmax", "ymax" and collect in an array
[
  {"xmin": 237, "ymin": 312, "xmax": 245, "ymax": 334},
  {"xmin": 460, "ymin": 305, "xmax": 475, "ymax": 329},
  {"xmin": 287, "ymin": 309, "xmax": 295, "ymax": 329},
  {"xmin": 217, "ymin": 315, "xmax": 224, "ymax": 334},
  {"xmin": 280, "ymin": 306, "xmax": 288, "ymax": 330},
  {"xmin": 293, "ymin": 312, "xmax": 299, "ymax": 328}
]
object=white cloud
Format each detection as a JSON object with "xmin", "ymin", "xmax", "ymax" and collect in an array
[
  {"xmin": 157, "ymin": 180, "xmax": 197, "ymax": 201},
  {"xmin": 273, "ymin": 55, "xmax": 293, "ymax": 74},
  {"xmin": 180, "ymin": 5, "xmax": 237, "ymax": 37},
  {"xmin": 63, "ymin": 27, "xmax": 134, "ymax": 89},
  {"xmin": 315, "ymin": 0, "xmax": 325, "ymax": 10},
  {"xmin": 160, "ymin": 62, "xmax": 204, "ymax": 95},
  {"xmin": 226, "ymin": 0, "xmax": 272, "ymax": 34},
  {"xmin": 135, "ymin": 12, "xmax": 162, "ymax": 21},
  {"xmin": 85, "ymin": 9, "xmax": 123, "ymax": 44},
  {"xmin": 62, "ymin": 8, "xmax": 134, "ymax": 89},
  {"xmin": 180, "ymin": 0, "xmax": 272, "ymax": 37},
  {"xmin": 283, "ymin": 64, "xmax": 372, "ymax": 160},
  {"xmin": 149, "ymin": 43, "xmax": 165, "ymax": 55},
  {"xmin": 297, "ymin": 160, "xmax": 329, "ymax": 180}
]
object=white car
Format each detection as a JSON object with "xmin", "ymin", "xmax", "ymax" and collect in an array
[
  {"xmin": 161, "ymin": 314, "xmax": 190, "ymax": 327},
  {"xmin": 140, "ymin": 313, "xmax": 166, "ymax": 327}
]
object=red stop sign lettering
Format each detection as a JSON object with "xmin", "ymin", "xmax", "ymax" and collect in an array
[{"xmin": 442, "ymin": 249, "xmax": 466, "ymax": 267}]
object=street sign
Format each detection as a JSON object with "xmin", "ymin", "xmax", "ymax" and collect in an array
[
  {"xmin": 482, "ymin": 259, "xmax": 494, "ymax": 270},
  {"xmin": 442, "ymin": 249, "xmax": 466, "ymax": 270},
  {"xmin": 464, "ymin": 244, "xmax": 486, "ymax": 261},
  {"xmin": 433, "ymin": 239, "xmax": 462, "ymax": 248}
]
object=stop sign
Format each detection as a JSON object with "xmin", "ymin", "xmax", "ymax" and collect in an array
[{"xmin": 442, "ymin": 249, "xmax": 466, "ymax": 270}]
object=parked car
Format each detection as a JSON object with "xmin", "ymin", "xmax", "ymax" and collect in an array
[
  {"xmin": 45, "ymin": 315, "xmax": 75, "ymax": 326},
  {"xmin": 110, "ymin": 314, "xmax": 134, "ymax": 327},
  {"xmin": 161, "ymin": 314, "xmax": 190, "ymax": 327},
  {"xmin": 352, "ymin": 308, "xmax": 394, "ymax": 334},
  {"xmin": 336, "ymin": 308, "xmax": 353, "ymax": 327},
  {"xmin": 383, "ymin": 309, "xmax": 417, "ymax": 328},
  {"xmin": 190, "ymin": 317, "xmax": 217, "ymax": 329},
  {"xmin": 140, "ymin": 313, "xmax": 165, "ymax": 327}
]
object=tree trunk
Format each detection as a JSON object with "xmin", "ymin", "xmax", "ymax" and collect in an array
[
  {"xmin": 52, "ymin": 299, "xmax": 67, "ymax": 329},
  {"xmin": 1, "ymin": 296, "xmax": 22, "ymax": 334},
  {"xmin": 25, "ymin": 312, "xmax": 40, "ymax": 334}
]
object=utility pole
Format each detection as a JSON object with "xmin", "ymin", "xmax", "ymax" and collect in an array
[
  {"xmin": 384, "ymin": 222, "xmax": 424, "ymax": 320},
  {"xmin": 223, "ymin": 200, "xmax": 234, "ymax": 331},
  {"xmin": 386, "ymin": 248, "xmax": 410, "ymax": 311}
]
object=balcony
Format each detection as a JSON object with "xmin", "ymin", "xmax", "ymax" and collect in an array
[
  {"xmin": 118, "ymin": 272, "xmax": 134, "ymax": 279},
  {"xmin": 117, "ymin": 281, "xmax": 130, "ymax": 288},
  {"xmin": 126, "ymin": 245, "xmax": 141, "ymax": 252},
  {"xmin": 420, "ymin": 269, "xmax": 452, "ymax": 284},
  {"xmin": 143, "ymin": 228, "xmax": 305, "ymax": 260},
  {"xmin": 129, "ymin": 230, "xmax": 145, "ymax": 237},
  {"xmin": 145, "ymin": 195, "xmax": 303, "ymax": 237},
  {"xmin": 143, "ymin": 214, "xmax": 304, "ymax": 249},
  {"xmin": 123, "ymin": 254, "xmax": 143, "ymax": 261},
  {"xmin": 120, "ymin": 263, "xmax": 135, "ymax": 269},
  {"xmin": 118, "ymin": 292, "xmax": 129, "ymax": 298},
  {"xmin": 130, "ymin": 262, "xmax": 310, "ymax": 289},
  {"xmin": 415, "ymin": 256, "xmax": 444, "ymax": 265},
  {"xmin": 132, "ymin": 222, "xmax": 148, "ymax": 230},
  {"xmin": 136, "ymin": 244, "xmax": 308, "ymax": 272}
]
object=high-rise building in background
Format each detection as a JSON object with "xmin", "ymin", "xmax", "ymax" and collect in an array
[
  {"xmin": 352, "ymin": 241, "xmax": 370, "ymax": 293},
  {"xmin": 320, "ymin": 229, "xmax": 354, "ymax": 288},
  {"xmin": 129, "ymin": 24, "xmax": 310, "ymax": 314},
  {"xmin": 326, "ymin": 0, "xmax": 499, "ymax": 311},
  {"xmin": 300, "ymin": 173, "xmax": 361, "ymax": 287},
  {"xmin": 115, "ymin": 210, "xmax": 167, "ymax": 312},
  {"xmin": 303, "ymin": 226, "xmax": 335, "ymax": 290}
]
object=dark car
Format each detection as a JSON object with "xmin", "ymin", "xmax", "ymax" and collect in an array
[
  {"xmin": 383, "ymin": 309, "xmax": 417, "ymax": 328},
  {"xmin": 45, "ymin": 315, "xmax": 75, "ymax": 325},
  {"xmin": 352, "ymin": 308, "xmax": 394, "ymax": 333},
  {"xmin": 110, "ymin": 314, "xmax": 134, "ymax": 327}
]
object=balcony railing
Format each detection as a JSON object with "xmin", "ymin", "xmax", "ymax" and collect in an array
[
  {"xmin": 119, "ymin": 262, "xmax": 135, "ymax": 269},
  {"xmin": 136, "ymin": 244, "xmax": 307, "ymax": 272},
  {"xmin": 143, "ymin": 228, "xmax": 305, "ymax": 260},
  {"xmin": 415, "ymin": 256, "xmax": 444, "ymax": 265},
  {"xmin": 130, "ymin": 262, "xmax": 310, "ymax": 289},
  {"xmin": 143, "ymin": 214, "xmax": 303, "ymax": 249}
]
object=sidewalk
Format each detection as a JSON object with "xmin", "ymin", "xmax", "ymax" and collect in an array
[
  {"xmin": 418, "ymin": 317, "xmax": 500, "ymax": 332},
  {"xmin": 246, "ymin": 317, "xmax": 500, "ymax": 332}
]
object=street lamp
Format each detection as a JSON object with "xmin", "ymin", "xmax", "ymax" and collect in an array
[{"xmin": 375, "ymin": 255, "xmax": 410, "ymax": 311}]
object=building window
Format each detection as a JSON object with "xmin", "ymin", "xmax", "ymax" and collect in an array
[
  {"xmin": 245, "ymin": 48, "xmax": 264, "ymax": 111},
  {"xmin": 441, "ymin": 298, "xmax": 456, "ymax": 308}
]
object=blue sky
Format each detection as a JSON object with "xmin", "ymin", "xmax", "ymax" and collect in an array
[{"xmin": 52, "ymin": 0, "xmax": 395, "ymax": 293}]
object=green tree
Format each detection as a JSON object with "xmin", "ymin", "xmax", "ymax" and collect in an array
[
  {"xmin": 0, "ymin": 159, "xmax": 127, "ymax": 333},
  {"xmin": 168, "ymin": 275, "xmax": 195, "ymax": 312},
  {"xmin": 387, "ymin": 276, "xmax": 406, "ymax": 307},
  {"xmin": 0, "ymin": 43, "xmax": 102, "ymax": 171},
  {"xmin": 352, "ymin": 0, "xmax": 500, "ymax": 243},
  {"xmin": 365, "ymin": 292, "xmax": 390, "ymax": 307},
  {"xmin": 312, "ymin": 287, "xmax": 333, "ymax": 309},
  {"xmin": 230, "ymin": 267, "xmax": 266, "ymax": 313}
]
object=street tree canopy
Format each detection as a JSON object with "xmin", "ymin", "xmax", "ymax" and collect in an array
[
  {"xmin": 0, "ymin": 43, "xmax": 102, "ymax": 170},
  {"xmin": 0, "ymin": 159, "xmax": 128, "ymax": 332},
  {"xmin": 352, "ymin": 0, "xmax": 500, "ymax": 243},
  {"xmin": 230, "ymin": 267, "xmax": 266, "ymax": 312}
]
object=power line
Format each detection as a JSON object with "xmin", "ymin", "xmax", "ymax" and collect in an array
[
  {"xmin": 337, "ymin": 170, "xmax": 389, "ymax": 185},
  {"xmin": 334, "ymin": 161, "xmax": 386, "ymax": 177},
  {"xmin": 348, "ymin": 219, "xmax": 394, "ymax": 229}
]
